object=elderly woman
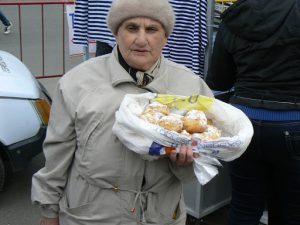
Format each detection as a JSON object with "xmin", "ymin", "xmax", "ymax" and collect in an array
[{"xmin": 31, "ymin": 0, "xmax": 213, "ymax": 225}]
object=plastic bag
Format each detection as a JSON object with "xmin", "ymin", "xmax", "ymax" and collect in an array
[{"xmin": 112, "ymin": 92, "xmax": 253, "ymax": 184}]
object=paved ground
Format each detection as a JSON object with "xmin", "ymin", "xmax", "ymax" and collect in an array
[{"xmin": 0, "ymin": 154, "xmax": 44, "ymax": 225}]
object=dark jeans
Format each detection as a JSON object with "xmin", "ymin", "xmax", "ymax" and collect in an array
[
  {"xmin": 0, "ymin": 10, "xmax": 10, "ymax": 26},
  {"xmin": 228, "ymin": 119, "xmax": 300, "ymax": 225}
]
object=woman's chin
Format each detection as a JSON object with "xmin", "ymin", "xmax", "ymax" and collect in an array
[{"xmin": 128, "ymin": 61, "xmax": 151, "ymax": 71}]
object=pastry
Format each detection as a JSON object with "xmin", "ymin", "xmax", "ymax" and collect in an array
[
  {"xmin": 143, "ymin": 102, "xmax": 169, "ymax": 115},
  {"xmin": 158, "ymin": 115, "xmax": 183, "ymax": 132},
  {"xmin": 192, "ymin": 125, "xmax": 221, "ymax": 140},
  {"xmin": 182, "ymin": 110, "xmax": 207, "ymax": 133},
  {"xmin": 140, "ymin": 112, "xmax": 164, "ymax": 124},
  {"xmin": 180, "ymin": 129, "xmax": 191, "ymax": 137}
]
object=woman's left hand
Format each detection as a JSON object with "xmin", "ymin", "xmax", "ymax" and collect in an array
[{"xmin": 168, "ymin": 145, "xmax": 199, "ymax": 166}]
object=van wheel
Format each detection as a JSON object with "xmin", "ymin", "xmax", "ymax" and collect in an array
[{"xmin": 0, "ymin": 156, "xmax": 5, "ymax": 191}]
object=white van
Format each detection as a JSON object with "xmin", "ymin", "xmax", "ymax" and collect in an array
[{"xmin": 0, "ymin": 50, "xmax": 51, "ymax": 191}]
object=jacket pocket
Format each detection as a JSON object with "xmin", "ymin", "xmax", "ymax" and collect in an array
[
  {"xmin": 284, "ymin": 131, "xmax": 300, "ymax": 160},
  {"xmin": 146, "ymin": 191, "xmax": 183, "ymax": 224},
  {"xmin": 63, "ymin": 169, "xmax": 97, "ymax": 210},
  {"xmin": 81, "ymin": 119, "xmax": 103, "ymax": 161},
  {"xmin": 60, "ymin": 195, "xmax": 95, "ymax": 217},
  {"xmin": 60, "ymin": 171, "xmax": 121, "ymax": 220}
]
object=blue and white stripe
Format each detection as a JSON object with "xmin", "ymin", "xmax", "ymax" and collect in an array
[
  {"xmin": 73, "ymin": 0, "xmax": 208, "ymax": 77},
  {"xmin": 73, "ymin": 0, "xmax": 115, "ymax": 46},
  {"xmin": 165, "ymin": 0, "xmax": 207, "ymax": 76}
]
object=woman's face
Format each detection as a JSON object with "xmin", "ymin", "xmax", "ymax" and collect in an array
[{"xmin": 116, "ymin": 17, "xmax": 168, "ymax": 71}]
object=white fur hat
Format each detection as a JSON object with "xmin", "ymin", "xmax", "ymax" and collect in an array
[{"xmin": 107, "ymin": 0, "xmax": 175, "ymax": 37}]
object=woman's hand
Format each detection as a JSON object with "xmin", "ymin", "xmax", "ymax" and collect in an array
[
  {"xmin": 168, "ymin": 145, "xmax": 199, "ymax": 166},
  {"xmin": 40, "ymin": 217, "xmax": 59, "ymax": 225}
]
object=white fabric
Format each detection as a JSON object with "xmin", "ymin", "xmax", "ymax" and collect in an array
[{"xmin": 113, "ymin": 93, "xmax": 254, "ymax": 184}]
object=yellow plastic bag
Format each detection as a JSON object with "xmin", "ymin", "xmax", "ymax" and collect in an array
[{"xmin": 152, "ymin": 94, "xmax": 213, "ymax": 112}]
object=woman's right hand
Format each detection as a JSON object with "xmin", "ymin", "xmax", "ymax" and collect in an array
[
  {"xmin": 168, "ymin": 144, "xmax": 199, "ymax": 166},
  {"xmin": 40, "ymin": 217, "xmax": 59, "ymax": 225}
]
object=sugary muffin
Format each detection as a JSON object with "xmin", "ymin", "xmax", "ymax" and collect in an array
[
  {"xmin": 143, "ymin": 102, "xmax": 169, "ymax": 115},
  {"xmin": 158, "ymin": 115, "xmax": 183, "ymax": 132},
  {"xmin": 182, "ymin": 110, "xmax": 207, "ymax": 133},
  {"xmin": 192, "ymin": 125, "xmax": 222, "ymax": 140},
  {"xmin": 180, "ymin": 129, "xmax": 192, "ymax": 137},
  {"xmin": 140, "ymin": 112, "xmax": 164, "ymax": 125}
]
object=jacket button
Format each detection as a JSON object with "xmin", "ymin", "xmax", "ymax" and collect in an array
[{"xmin": 113, "ymin": 186, "xmax": 119, "ymax": 191}]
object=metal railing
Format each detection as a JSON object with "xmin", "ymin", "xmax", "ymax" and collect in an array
[{"xmin": 0, "ymin": 0, "xmax": 74, "ymax": 78}]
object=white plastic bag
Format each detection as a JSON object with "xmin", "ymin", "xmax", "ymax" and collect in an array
[{"xmin": 113, "ymin": 92, "xmax": 253, "ymax": 184}]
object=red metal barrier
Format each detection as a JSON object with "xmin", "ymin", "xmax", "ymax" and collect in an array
[{"xmin": 0, "ymin": 0, "xmax": 74, "ymax": 78}]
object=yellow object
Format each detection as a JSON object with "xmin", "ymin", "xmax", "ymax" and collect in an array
[
  {"xmin": 152, "ymin": 94, "xmax": 214, "ymax": 112},
  {"xmin": 164, "ymin": 146, "xmax": 175, "ymax": 154},
  {"xmin": 32, "ymin": 98, "xmax": 51, "ymax": 125},
  {"xmin": 172, "ymin": 211, "xmax": 177, "ymax": 219}
]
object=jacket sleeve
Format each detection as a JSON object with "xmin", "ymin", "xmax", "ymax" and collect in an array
[
  {"xmin": 168, "ymin": 162, "xmax": 196, "ymax": 183},
  {"xmin": 31, "ymin": 80, "xmax": 77, "ymax": 218},
  {"xmin": 205, "ymin": 24, "xmax": 236, "ymax": 91}
]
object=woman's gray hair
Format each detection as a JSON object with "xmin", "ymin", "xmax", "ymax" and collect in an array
[{"xmin": 107, "ymin": 0, "xmax": 175, "ymax": 37}]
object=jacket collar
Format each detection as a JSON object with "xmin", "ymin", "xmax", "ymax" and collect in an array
[
  {"xmin": 108, "ymin": 46, "xmax": 169, "ymax": 94},
  {"xmin": 109, "ymin": 46, "xmax": 135, "ymax": 86}
]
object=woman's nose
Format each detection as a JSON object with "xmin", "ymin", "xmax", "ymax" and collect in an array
[{"xmin": 135, "ymin": 30, "xmax": 147, "ymax": 45}]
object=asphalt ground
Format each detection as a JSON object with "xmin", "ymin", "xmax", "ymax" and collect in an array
[{"xmin": 0, "ymin": 154, "xmax": 45, "ymax": 225}]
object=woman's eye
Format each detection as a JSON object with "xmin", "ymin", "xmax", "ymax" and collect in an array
[
  {"xmin": 127, "ymin": 26, "xmax": 138, "ymax": 32},
  {"xmin": 147, "ymin": 27, "xmax": 158, "ymax": 33}
]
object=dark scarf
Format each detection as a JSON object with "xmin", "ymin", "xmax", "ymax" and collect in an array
[{"xmin": 117, "ymin": 47, "xmax": 159, "ymax": 87}]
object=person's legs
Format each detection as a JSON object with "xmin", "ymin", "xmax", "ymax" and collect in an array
[
  {"xmin": 287, "ymin": 154, "xmax": 300, "ymax": 225},
  {"xmin": 266, "ymin": 148, "xmax": 287, "ymax": 225},
  {"xmin": 284, "ymin": 127, "xmax": 300, "ymax": 225},
  {"xmin": 228, "ymin": 119, "xmax": 300, "ymax": 225},
  {"xmin": 260, "ymin": 120, "xmax": 300, "ymax": 225},
  {"xmin": 0, "ymin": 10, "xmax": 11, "ymax": 27},
  {"xmin": 0, "ymin": 10, "xmax": 12, "ymax": 34},
  {"xmin": 228, "ymin": 120, "xmax": 267, "ymax": 225}
]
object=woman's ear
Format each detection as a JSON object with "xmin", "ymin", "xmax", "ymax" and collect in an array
[
  {"xmin": 163, "ymin": 35, "xmax": 168, "ymax": 45},
  {"xmin": 115, "ymin": 34, "xmax": 119, "ymax": 44}
]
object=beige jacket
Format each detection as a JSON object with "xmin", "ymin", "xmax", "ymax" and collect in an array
[{"xmin": 31, "ymin": 47, "xmax": 213, "ymax": 225}]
